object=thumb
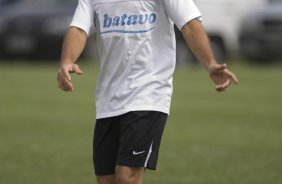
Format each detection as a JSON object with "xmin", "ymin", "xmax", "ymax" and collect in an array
[
  {"xmin": 210, "ymin": 63, "xmax": 227, "ymax": 73},
  {"xmin": 72, "ymin": 64, "xmax": 83, "ymax": 75}
]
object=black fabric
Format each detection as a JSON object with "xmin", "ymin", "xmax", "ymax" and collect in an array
[{"xmin": 93, "ymin": 111, "xmax": 167, "ymax": 176}]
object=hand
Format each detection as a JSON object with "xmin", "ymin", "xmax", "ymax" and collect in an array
[
  {"xmin": 208, "ymin": 63, "xmax": 239, "ymax": 92},
  {"xmin": 57, "ymin": 63, "xmax": 83, "ymax": 92}
]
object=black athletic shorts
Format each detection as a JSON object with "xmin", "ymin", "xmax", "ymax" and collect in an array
[{"xmin": 93, "ymin": 111, "xmax": 167, "ymax": 176}]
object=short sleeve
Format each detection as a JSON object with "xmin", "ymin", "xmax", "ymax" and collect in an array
[
  {"xmin": 70, "ymin": 0, "xmax": 94, "ymax": 35},
  {"xmin": 162, "ymin": 0, "xmax": 202, "ymax": 30}
]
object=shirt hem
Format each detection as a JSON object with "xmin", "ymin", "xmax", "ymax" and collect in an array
[
  {"xmin": 70, "ymin": 22, "xmax": 90, "ymax": 36},
  {"xmin": 177, "ymin": 13, "xmax": 202, "ymax": 30},
  {"xmin": 96, "ymin": 106, "xmax": 170, "ymax": 119}
]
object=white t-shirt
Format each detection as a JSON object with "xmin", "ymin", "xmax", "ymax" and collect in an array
[{"xmin": 70, "ymin": 0, "xmax": 201, "ymax": 119}]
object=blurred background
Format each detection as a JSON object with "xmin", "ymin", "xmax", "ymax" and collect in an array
[{"xmin": 0, "ymin": 0, "xmax": 282, "ymax": 183}]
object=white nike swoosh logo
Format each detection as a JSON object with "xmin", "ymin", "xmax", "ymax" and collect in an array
[{"xmin": 133, "ymin": 151, "xmax": 146, "ymax": 155}]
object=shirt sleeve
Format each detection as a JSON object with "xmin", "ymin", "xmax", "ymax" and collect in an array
[
  {"xmin": 70, "ymin": 0, "xmax": 94, "ymax": 35},
  {"xmin": 162, "ymin": 0, "xmax": 202, "ymax": 30}
]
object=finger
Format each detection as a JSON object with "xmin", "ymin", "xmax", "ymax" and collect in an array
[
  {"xmin": 216, "ymin": 85, "xmax": 226, "ymax": 92},
  {"xmin": 60, "ymin": 84, "xmax": 73, "ymax": 92},
  {"xmin": 216, "ymin": 86, "xmax": 224, "ymax": 91},
  {"xmin": 57, "ymin": 75, "xmax": 74, "ymax": 92},
  {"xmin": 62, "ymin": 67, "xmax": 71, "ymax": 81},
  {"xmin": 61, "ymin": 79, "xmax": 74, "ymax": 91},
  {"xmin": 228, "ymin": 72, "xmax": 239, "ymax": 85},
  {"xmin": 216, "ymin": 79, "xmax": 231, "ymax": 91},
  {"xmin": 215, "ymin": 83, "xmax": 225, "ymax": 91},
  {"xmin": 59, "ymin": 81, "xmax": 73, "ymax": 92}
]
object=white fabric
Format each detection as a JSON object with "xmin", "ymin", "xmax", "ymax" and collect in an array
[
  {"xmin": 70, "ymin": 0, "xmax": 201, "ymax": 119},
  {"xmin": 144, "ymin": 141, "xmax": 153, "ymax": 167}
]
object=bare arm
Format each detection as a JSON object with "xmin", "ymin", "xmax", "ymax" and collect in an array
[
  {"xmin": 181, "ymin": 19, "xmax": 239, "ymax": 91},
  {"xmin": 57, "ymin": 27, "xmax": 87, "ymax": 92}
]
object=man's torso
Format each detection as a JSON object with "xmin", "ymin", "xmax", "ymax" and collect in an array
[{"xmin": 92, "ymin": 0, "xmax": 176, "ymax": 119}]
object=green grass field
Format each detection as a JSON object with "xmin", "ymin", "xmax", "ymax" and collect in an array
[{"xmin": 0, "ymin": 60, "xmax": 282, "ymax": 184}]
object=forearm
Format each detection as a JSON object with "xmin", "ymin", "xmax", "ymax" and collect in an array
[
  {"xmin": 60, "ymin": 26, "xmax": 87, "ymax": 65},
  {"xmin": 181, "ymin": 19, "xmax": 216, "ymax": 70}
]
